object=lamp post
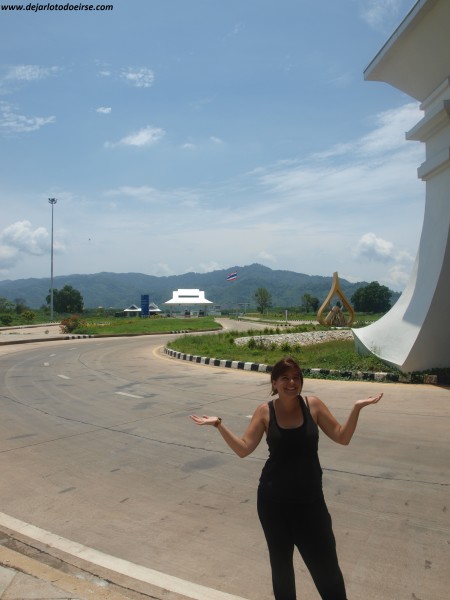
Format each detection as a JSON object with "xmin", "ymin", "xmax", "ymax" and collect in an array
[{"xmin": 48, "ymin": 198, "xmax": 57, "ymax": 321}]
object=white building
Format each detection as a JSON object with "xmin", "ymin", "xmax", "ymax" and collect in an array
[
  {"xmin": 164, "ymin": 289, "xmax": 213, "ymax": 315},
  {"xmin": 123, "ymin": 303, "xmax": 161, "ymax": 317}
]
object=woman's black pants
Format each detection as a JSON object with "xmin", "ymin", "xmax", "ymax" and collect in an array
[{"xmin": 257, "ymin": 490, "xmax": 347, "ymax": 600}]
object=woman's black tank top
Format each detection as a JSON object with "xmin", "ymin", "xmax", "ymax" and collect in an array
[{"xmin": 258, "ymin": 395, "xmax": 323, "ymax": 502}]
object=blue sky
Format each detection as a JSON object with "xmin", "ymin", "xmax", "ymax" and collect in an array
[{"xmin": 0, "ymin": 0, "xmax": 423, "ymax": 290}]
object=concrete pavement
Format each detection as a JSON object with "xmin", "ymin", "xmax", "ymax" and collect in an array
[
  {"xmin": 0, "ymin": 324, "xmax": 448, "ymax": 599},
  {"xmin": 0, "ymin": 325, "xmax": 247, "ymax": 600}
]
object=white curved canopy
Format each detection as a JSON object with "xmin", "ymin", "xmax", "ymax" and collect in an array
[{"xmin": 164, "ymin": 289, "xmax": 213, "ymax": 305}]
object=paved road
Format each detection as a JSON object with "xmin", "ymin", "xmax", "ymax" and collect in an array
[{"xmin": 0, "ymin": 330, "xmax": 448, "ymax": 599}]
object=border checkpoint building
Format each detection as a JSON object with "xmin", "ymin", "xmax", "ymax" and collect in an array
[{"xmin": 164, "ymin": 289, "xmax": 213, "ymax": 316}]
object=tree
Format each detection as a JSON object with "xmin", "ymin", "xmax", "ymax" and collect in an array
[
  {"xmin": 351, "ymin": 281, "xmax": 391, "ymax": 313},
  {"xmin": 46, "ymin": 285, "xmax": 84, "ymax": 314},
  {"xmin": 255, "ymin": 287, "xmax": 272, "ymax": 314},
  {"xmin": 0, "ymin": 297, "xmax": 15, "ymax": 313},
  {"xmin": 301, "ymin": 293, "xmax": 320, "ymax": 313},
  {"xmin": 14, "ymin": 298, "xmax": 28, "ymax": 314}
]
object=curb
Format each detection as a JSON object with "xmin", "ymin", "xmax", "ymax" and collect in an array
[
  {"xmin": 0, "ymin": 328, "xmax": 220, "ymax": 346},
  {"xmin": 163, "ymin": 347, "xmax": 440, "ymax": 384},
  {"xmin": 163, "ymin": 347, "xmax": 271, "ymax": 373},
  {"xmin": 0, "ymin": 336, "xmax": 66, "ymax": 346},
  {"xmin": 0, "ymin": 545, "xmax": 135, "ymax": 600}
]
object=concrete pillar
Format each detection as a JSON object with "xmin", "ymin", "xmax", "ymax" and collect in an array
[{"xmin": 353, "ymin": 0, "xmax": 450, "ymax": 372}]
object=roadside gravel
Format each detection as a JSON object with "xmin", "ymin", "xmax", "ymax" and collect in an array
[{"xmin": 234, "ymin": 329, "xmax": 354, "ymax": 347}]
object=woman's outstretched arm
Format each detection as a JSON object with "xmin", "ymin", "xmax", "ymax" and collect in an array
[
  {"xmin": 190, "ymin": 403, "xmax": 267, "ymax": 458},
  {"xmin": 308, "ymin": 393, "xmax": 383, "ymax": 445}
]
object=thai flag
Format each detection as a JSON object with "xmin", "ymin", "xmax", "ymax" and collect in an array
[{"xmin": 226, "ymin": 272, "xmax": 237, "ymax": 282}]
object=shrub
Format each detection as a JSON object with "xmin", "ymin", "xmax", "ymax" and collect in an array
[
  {"xmin": 60, "ymin": 315, "xmax": 87, "ymax": 333},
  {"xmin": 21, "ymin": 310, "xmax": 36, "ymax": 323},
  {"xmin": 0, "ymin": 314, "xmax": 13, "ymax": 326},
  {"xmin": 247, "ymin": 337, "xmax": 257, "ymax": 349}
]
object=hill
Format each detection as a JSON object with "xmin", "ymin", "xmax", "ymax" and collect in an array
[{"xmin": 0, "ymin": 264, "xmax": 393, "ymax": 310}]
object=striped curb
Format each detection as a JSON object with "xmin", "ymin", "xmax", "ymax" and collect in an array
[
  {"xmin": 163, "ymin": 347, "xmax": 439, "ymax": 384},
  {"xmin": 163, "ymin": 347, "xmax": 271, "ymax": 373}
]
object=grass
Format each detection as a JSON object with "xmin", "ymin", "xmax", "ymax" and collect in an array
[
  {"xmin": 235, "ymin": 311, "xmax": 384, "ymax": 324},
  {"xmin": 167, "ymin": 329, "xmax": 399, "ymax": 374},
  {"xmin": 74, "ymin": 315, "xmax": 221, "ymax": 335}
]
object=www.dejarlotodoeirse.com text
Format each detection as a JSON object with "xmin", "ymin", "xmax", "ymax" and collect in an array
[{"xmin": 1, "ymin": 3, "xmax": 113, "ymax": 11}]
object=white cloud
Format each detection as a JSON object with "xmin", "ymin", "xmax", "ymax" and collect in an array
[
  {"xmin": 153, "ymin": 263, "xmax": 175, "ymax": 276},
  {"xmin": 1, "ymin": 97, "xmax": 422, "ymax": 289},
  {"xmin": 313, "ymin": 102, "xmax": 421, "ymax": 159},
  {"xmin": 1, "ymin": 221, "xmax": 49, "ymax": 256},
  {"xmin": 0, "ymin": 220, "xmax": 67, "ymax": 271},
  {"xmin": 95, "ymin": 101, "xmax": 422, "ymax": 292},
  {"xmin": 5, "ymin": 64, "xmax": 60, "ymax": 82},
  {"xmin": 105, "ymin": 185, "xmax": 161, "ymax": 202},
  {"xmin": 353, "ymin": 232, "xmax": 416, "ymax": 289},
  {"xmin": 357, "ymin": 0, "xmax": 407, "ymax": 30},
  {"xmin": 387, "ymin": 263, "xmax": 413, "ymax": 288},
  {"xmin": 257, "ymin": 251, "xmax": 276, "ymax": 264},
  {"xmin": 359, "ymin": 102, "xmax": 420, "ymax": 155},
  {"xmin": 190, "ymin": 97, "xmax": 213, "ymax": 111},
  {"xmin": 105, "ymin": 126, "xmax": 165, "ymax": 148},
  {"xmin": 0, "ymin": 244, "xmax": 18, "ymax": 270},
  {"xmin": 0, "ymin": 102, "xmax": 55, "ymax": 134},
  {"xmin": 197, "ymin": 261, "xmax": 223, "ymax": 273},
  {"xmin": 96, "ymin": 106, "xmax": 112, "ymax": 114},
  {"xmin": 327, "ymin": 70, "xmax": 354, "ymax": 88},
  {"xmin": 121, "ymin": 67, "xmax": 154, "ymax": 88},
  {"xmin": 253, "ymin": 103, "xmax": 423, "ymax": 220},
  {"xmin": 354, "ymin": 232, "xmax": 394, "ymax": 262},
  {"xmin": 210, "ymin": 136, "xmax": 224, "ymax": 144},
  {"xmin": 104, "ymin": 185, "xmax": 200, "ymax": 207}
]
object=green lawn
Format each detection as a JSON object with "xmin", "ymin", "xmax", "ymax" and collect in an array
[
  {"xmin": 75, "ymin": 315, "xmax": 221, "ymax": 335},
  {"xmin": 167, "ymin": 329, "xmax": 398, "ymax": 374}
]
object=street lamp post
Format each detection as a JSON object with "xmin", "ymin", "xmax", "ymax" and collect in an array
[{"xmin": 48, "ymin": 198, "xmax": 57, "ymax": 321}]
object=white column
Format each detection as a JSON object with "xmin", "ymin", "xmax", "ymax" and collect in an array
[{"xmin": 353, "ymin": 79, "xmax": 450, "ymax": 372}]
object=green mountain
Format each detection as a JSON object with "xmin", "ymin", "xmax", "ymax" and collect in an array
[{"xmin": 0, "ymin": 263, "xmax": 389, "ymax": 310}]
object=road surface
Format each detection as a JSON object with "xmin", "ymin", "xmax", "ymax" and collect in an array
[{"xmin": 0, "ymin": 329, "xmax": 448, "ymax": 599}]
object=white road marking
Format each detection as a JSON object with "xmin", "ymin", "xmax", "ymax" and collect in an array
[
  {"xmin": 57, "ymin": 374, "xmax": 70, "ymax": 380},
  {"xmin": 44, "ymin": 362, "xmax": 50, "ymax": 367},
  {"xmin": 115, "ymin": 391, "xmax": 143, "ymax": 399},
  {"xmin": 0, "ymin": 512, "xmax": 249, "ymax": 600}
]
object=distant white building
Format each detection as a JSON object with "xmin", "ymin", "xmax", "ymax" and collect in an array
[
  {"xmin": 164, "ymin": 289, "xmax": 213, "ymax": 315},
  {"xmin": 123, "ymin": 303, "xmax": 161, "ymax": 317},
  {"xmin": 123, "ymin": 304, "xmax": 141, "ymax": 316}
]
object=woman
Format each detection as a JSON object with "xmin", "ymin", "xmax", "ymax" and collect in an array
[{"xmin": 190, "ymin": 357, "xmax": 382, "ymax": 600}]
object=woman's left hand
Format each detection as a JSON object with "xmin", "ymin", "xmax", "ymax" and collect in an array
[
  {"xmin": 355, "ymin": 393, "xmax": 383, "ymax": 409},
  {"xmin": 190, "ymin": 414, "xmax": 219, "ymax": 426}
]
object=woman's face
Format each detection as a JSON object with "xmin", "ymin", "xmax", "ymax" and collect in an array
[{"xmin": 272, "ymin": 367, "xmax": 303, "ymax": 397}]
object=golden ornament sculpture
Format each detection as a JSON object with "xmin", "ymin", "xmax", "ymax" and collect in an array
[{"xmin": 317, "ymin": 272, "xmax": 355, "ymax": 327}]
